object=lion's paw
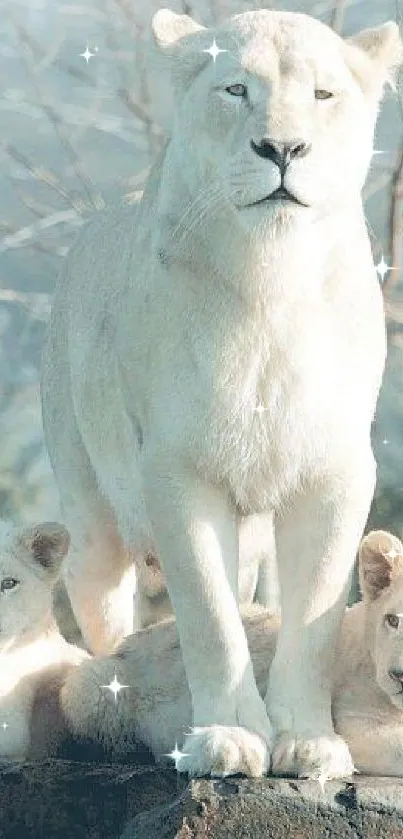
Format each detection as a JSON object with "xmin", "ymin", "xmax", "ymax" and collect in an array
[
  {"xmin": 272, "ymin": 731, "xmax": 355, "ymax": 780},
  {"xmin": 176, "ymin": 725, "xmax": 271, "ymax": 778}
]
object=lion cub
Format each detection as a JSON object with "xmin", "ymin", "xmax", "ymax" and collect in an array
[
  {"xmin": 61, "ymin": 529, "xmax": 403, "ymax": 777},
  {"xmin": 0, "ymin": 521, "xmax": 89, "ymax": 759}
]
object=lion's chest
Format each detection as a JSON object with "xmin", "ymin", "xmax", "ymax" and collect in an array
[
  {"xmin": 188, "ymin": 317, "xmax": 360, "ymax": 513},
  {"xmin": 199, "ymin": 365, "xmax": 317, "ymax": 512}
]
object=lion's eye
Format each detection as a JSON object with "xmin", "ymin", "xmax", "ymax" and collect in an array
[
  {"xmin": 225, "ymin": 83, "xmax": 247, "ymax": 98},
  {"xmin": 315, "ymin": 89, "xmax": 334, "ymax": 100},
  {"xmin": 0, "ymin": 577, "xmax": 19, "ymax": 593},
  {"xmin": 385, "ymin": 613, "xmax": 400, "ymax": 629}
]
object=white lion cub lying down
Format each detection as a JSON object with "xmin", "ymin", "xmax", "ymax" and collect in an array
[
  {"xmin": 61, "ymin": 529, "xmax": 403, "ymax": 777},
  {"xmin": 0, "ymin": 521, "xmax": 89, "ymax": 759}
]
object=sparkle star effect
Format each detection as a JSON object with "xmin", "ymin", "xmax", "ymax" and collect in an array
[
  {"xmin": 386, "ymin": 546, "xmax": 400, "ymax": 561},
  {"xmin": 255, "ymin": 403, "xmax": 267, "ymax": 415},
  {"xmin": 375, "ymin": 256, "xmax": 395, "ymax": 284},
  {"xmin": 203, "ymin": 38, "xmax": 228, "ymax": 63},
  {"xmin": 79, "ymin": 45, "xmax": 98, "ymax": 63},
  {"xmin": 101, "ymin": 673, "xmax": 129, "ymax": 702},
  {"xmin": 1, "ymin": 722, "xmax": 8, "ymax": 730},
  {"xmin": 163, "ymin": 742, "xmax": 189, "ymax": 769}
]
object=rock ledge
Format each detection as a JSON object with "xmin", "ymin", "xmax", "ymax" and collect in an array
[{"xmin": 1, "ymin": 761, "xmax": 403, "ymax": 839}]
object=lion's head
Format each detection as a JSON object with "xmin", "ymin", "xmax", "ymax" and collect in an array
[
  {"xmin": 359, "ymin": 529, "xmax": 403, "ymax": 710},
  {"xmin": 151, "ymin": 9, "xmax": 401, "ymax": 231}
]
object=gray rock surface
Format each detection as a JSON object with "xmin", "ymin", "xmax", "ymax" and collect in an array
[
  {"xmin": 1, "ymin": 760, "xmax": 403, "ymax": 839},
  {"xmin": 121, "ymin": 774, "xmax": 403, "ymax": 839},
  {"xmin": 0, "ymin": 759, "xmax": 184, "ymax": 839}
]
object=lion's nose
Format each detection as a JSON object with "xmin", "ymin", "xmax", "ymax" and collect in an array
[
  {"xmin": 250, "ymin": 138, "xmax": 312, "ymax": 171},
  {"xmin": 389, "ymin": 668, "xmax": 403, "ymax": 683}
]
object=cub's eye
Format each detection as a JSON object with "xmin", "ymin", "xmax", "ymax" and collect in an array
[
  {"xmin": 385, "ymin": 613, "xmax": 400, "ymax": 629},
  {"xmin": 315, "ymin": 89, "xmax": 334, "ymax": 100},
  {"xmin": 0, "ymin": 577, "xmax": 19, "ymax": 593},
  {"xmin": 225, "ymin": 83, "xmax": 247, "ymax": 98}
]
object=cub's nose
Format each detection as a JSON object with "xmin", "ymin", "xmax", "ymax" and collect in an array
[
  {"xmin": 250, "ymin": 138, "xmax": 312, "ymax": 169},
  {"xmin": 389, "ymin": 668, "xmax": 403, "ymax": 683}
]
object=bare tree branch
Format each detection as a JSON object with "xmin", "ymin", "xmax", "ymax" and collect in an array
[
  {"xmin": 7, "ymin": 14, "xmax": 105, "ymax": 212},
  {"xmin": 2, "ymin": 144, "xmax": 89, "ymax": 215}
]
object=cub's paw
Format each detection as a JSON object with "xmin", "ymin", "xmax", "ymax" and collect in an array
[
  {"xmin": 272, "ymin": 731, "xmax": 355, "ymax": 780},
  {"xmin": 176, "ymin": 725, "xmax": 271, "ymax": 778}
]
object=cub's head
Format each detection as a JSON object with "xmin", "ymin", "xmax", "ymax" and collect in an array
[
  {"xmin": 0, "ymin": 521, "xmax": 69, "ymax": 651},
  {"xmin": 152, "ymin": 9, "xmax": 402, "ymax": 228},
  {"xmin": 359, "ymin": 529, "xmax": 403, "ymax": 709}
]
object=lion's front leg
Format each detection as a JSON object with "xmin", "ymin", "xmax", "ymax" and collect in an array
[
  {"xmin": 142, "ymin": 456, "xmax": 273, "ymax": 778},
  {"xmin": 266, "ymin": 453, "xmax": 376, "ymax": 780}
]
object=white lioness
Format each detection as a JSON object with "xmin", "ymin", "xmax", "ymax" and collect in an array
[
  {"xmin": 41, "ymin": 7, "xmax": 402, "ymax": 779},
  {"xmin": 61, "ymin": 530, "xmax": 403, "ymax": 777},
  {"xmin": 0, "ymin": 521, "xmax": 89, "ymax": 759}
]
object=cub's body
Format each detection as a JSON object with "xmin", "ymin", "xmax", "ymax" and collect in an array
[
  {"xmin": 0, "ymin": 521, "xmax": 88, "ymax": 759},
  {"xmin": 62, "ymin": 531, "xmax": 403, "ymax": 777}
]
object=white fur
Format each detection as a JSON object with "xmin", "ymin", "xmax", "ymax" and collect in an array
[
  {"xmin": 0, "ymin": 521, "xmax": 89, "ymax": 759},
  {"xmin": 62, "ymin": 530, "xmax": 403, "ymax": 777},
  {"xmin": 134, "ymin": 511, "xmax": 278, "ymax": 627},
  {"xmin": 41, "ymin": 9, "xmax": 402, "ymax": 778}
]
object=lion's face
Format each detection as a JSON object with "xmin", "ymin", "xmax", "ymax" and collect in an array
[
  {"xmin": 152, "ymin": 10, "xmax": 402, "ymax": 229},
  {"xmin": 0, "ymin": 522, "xmax": 69, "ymax": 650},
  {"xmin": 359, "ymin": 531, "xmax": 403, "ymax": 710}
]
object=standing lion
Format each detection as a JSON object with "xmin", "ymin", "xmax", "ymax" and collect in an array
[{"xmin": 41, "ymin": 8, "xmax": 402, "ymax": 780}]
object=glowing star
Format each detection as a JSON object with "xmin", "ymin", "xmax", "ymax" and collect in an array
[
  {"xmin": 1, "ymin": 722, "xmax": 8, "ymax": 730},
  {"xmin": 255, "ymin": 403, "xmax": 267, "ymax": 415},
  {"xmin": 203, "ymin": 38, "xmax": 228, "ymax": 63},
  {"xmin": 101, "ymin": 673, "xmax": 129, "ymax": 702},
  {"xmin": 163, "ymin": 742, "xmax": 189, "ymax": 769},
  {"xmin": 386, "ymin": 546, "xmax": 400, "ymax": 561},
  {"xmin": 375, "ymin": 256, "xmax": 394, "ymax": 283},
  {"xmin": 80, "ymin": 45, "xmax": 97, "ymax": 64},
  {"xmin": 382, "ymin": 438, "xmax": 389, "ymax": 445}
]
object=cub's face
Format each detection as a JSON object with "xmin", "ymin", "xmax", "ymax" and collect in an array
[
  {"xmin": 369, "ymin": 580, "xmax": 403, "ymax": 710},
  {"xmin": 359, "ymin": 531, "xmax": 403, "ymax": 710},
  {"xmin": 153, "ymin": 10, "xmax": 401, "ymax": 227},
  {"xmin": 0, "ymin": 521, "xmax": 69, "ymax": 651}
]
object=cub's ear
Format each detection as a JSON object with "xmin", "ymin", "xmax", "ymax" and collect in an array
[
  {"xmin": 359, "ymin": 529, "xmax": 403, "ymax": 601},
  {"xmin": 345, "ymin": 22, "xmax": 403, "ymax": 101},
  {"xmin": 150, "ymin": 9, "xmax": 209, "ymax": 95},
  {"xmin": 19, "ymin": 522, "xmax": 70, "ymax": 578}
]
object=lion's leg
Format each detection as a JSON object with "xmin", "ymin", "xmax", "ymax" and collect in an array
[
  {"xmin": 265, "ymin": 452, "xmax": 376, "ymax": 779},
  {"xmin": 142, "ymin": 456, "xmax": 273, "ymax": 778},
  {"xmin": 51, "ymin": 426, "xmax": 138, "ymax": 655},
  {"xmin": 62, "ymin": 504, "xmax": 137, "ymax": 656},
  {"xmin": 238, "ymin": 511, "xmax": 279, "ymax": 611}
]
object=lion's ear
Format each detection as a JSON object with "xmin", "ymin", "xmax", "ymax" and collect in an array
[
  {"xmin": 19, "ymin": 522, "xmax": 70, "ymax": 578},
  {"xmin": 152, "ymin": 9, "xmax": 205, "ymax": 49},
  {"xmin": 150, "ymin": 9, "xmax": 208, "ymax": 96},
  {"xmin": 359, "ymin": 529, "xmax": 403, "ymax": 601},
  {"xmin": 345, "ymin": 22, "xmax": 403, "ymax": 101}
]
